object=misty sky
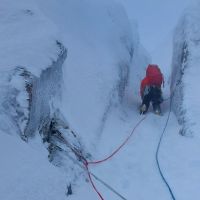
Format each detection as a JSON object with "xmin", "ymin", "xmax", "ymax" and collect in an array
[{"xmin": 118, "ymin": 0, "xmax": 195, "ymax": 53}]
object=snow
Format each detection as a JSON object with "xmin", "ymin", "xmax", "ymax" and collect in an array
[
  {"xmin": 35, "ymin": 0, "xmax": 146, "ymax": 151},
  {"xmin": 0, "ymin": 0, "xmax": 66, "ymax": 138},
  {"xmin": 1, "ymin": 0, "xmax": 200, "ymax": 200},
  {"xmin": 0, "ymin": 132, "xmax": 67, "ymax": 200},
  {"xmin": 161, "ymin": 117, "xmax": 200, "ymax": 200},
  {"xmin": 116, "ymin": 0, "xmax": 195, "ymax": 53},
  {"xmin": 0, "ymin": 1, "xmax": 70, "ymax": 199},
  {"xmin": 151, "ymin": 33, "xmax": 173, "ymax": 83},
  {"xmin": 171, "ymin": 1, "xmax": 200, "ymax": 137},
  {"xmin": 0, "ymin": 0, "xmax": 61, "ymax": 77},
  {"xmin": 61, "ymin": 95, "xmax": 200, "ymax": 200}
]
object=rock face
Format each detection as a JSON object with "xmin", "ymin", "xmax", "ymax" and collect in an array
[
  {"xmin": 0, "ymin": 0, "xmax": 150, "ymax": 197},
  {"xmin": 0, "ymin": 0, "xmax": 64, "ymax": 138},
  {"xmin": 24, "ymin": 42, "xmax": 67, "ymax": 138},
  {"xmin": 35, "ymin": 0, "xmax": 149, "ymax": 149},
  {"xmin": 171, "ymin": 2, "xmax": 200, "ymax": 136}
]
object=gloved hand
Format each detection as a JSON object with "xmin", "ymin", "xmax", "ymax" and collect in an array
[{"xmin": 140, "ymin": 104, "xmax": 147, "ymax": 115}]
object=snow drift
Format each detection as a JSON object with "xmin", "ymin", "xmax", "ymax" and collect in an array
[
  {"xmin": 35, "ymin": 0, "xmax": 149, "ymax": 149},
  {"xmin": 0, "ymin": 132, "xmax": 67, "ymax": 200},
  {"xmin": 36, "ymin": 0, "xmax": 134, "ymax": 147},
  {"xmin": 0, "ymin": 0, "xmax": 150, "ymax": 199},
  {"xmin": 171, "ymin": 2, "xmax": 200, "ymax": 136},
  {"xmin": 0, "ymin": 0, "xmax": 70, "ymax": 199},
  {"xmin": 0, "ymin": 0, "xmax": 65, "ymax": 137}
]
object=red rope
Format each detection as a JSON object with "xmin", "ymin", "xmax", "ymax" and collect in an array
[
  {"xmin": 83, "ymin": 116, "xmax": 146, "ymax": 200},
  {"xmin": 88, "ymin": 116, "xmax": 146, "ymax": 165},
  {"xmin": 84, "ymin": 161, "xmax": 104, "ymax": 200}
]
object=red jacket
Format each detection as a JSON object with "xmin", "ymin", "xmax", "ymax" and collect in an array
[
  {"xmin": 140, "ymin": 76, "xmax": 163, "ymax": 97},
  {"xmin": 140, "ymin": 64, "xmax": 164, "ymax": 97}
]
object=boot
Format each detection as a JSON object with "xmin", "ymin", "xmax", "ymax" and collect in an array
[
  {"xmin": 140, "ymin": 104, "xmax": 147, "ymax": 114},
  {"xmin": 153, "ymin": 104, "xmax": 161, "ymax": 115}
]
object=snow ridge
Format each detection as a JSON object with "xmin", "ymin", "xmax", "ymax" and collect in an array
[{"xmin": 171, "ymin": 2, "xmax": 200, "ymax": 136}]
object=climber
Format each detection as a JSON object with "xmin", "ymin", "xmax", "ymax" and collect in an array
[{"xmin": 140, "ymin": 64, "xmax": 164, "ymax": 115}]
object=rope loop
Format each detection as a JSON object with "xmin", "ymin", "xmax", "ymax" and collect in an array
[{"xmin": 83, "ymin": 116, "xmax": 146, "ymax": 200}]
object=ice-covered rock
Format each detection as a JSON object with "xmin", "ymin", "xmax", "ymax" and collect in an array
[
  {"xmin": 35, "ymin": 0, "xmax": 149, "ymax": 150},
  {"xmin": 0, "ymin": 0, "xmax": 150, "ymax": 198},
  {"xmin": 171, "ymin": 2, "xmax": 200, "ymax": 136}
]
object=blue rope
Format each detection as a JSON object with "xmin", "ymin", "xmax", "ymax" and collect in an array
[{"xmin": 155, "ymin": 93, "xmax": 176, "ymax": 200}]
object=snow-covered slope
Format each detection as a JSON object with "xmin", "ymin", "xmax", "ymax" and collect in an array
[
  {"xmin": 0, "ymin": 0, "xmax": 150, "ymax": 199},
  {"xmin": 0, "ymin": 0, "xmax": 69, "ymax": 198},
  {"xmin": 35, "ymin": 0, "xmax": 149, "ymax": 149},
  {"xmin": 2, "ymin": 1, "xmax": 200, "ymax": 200},
  {"xmin": 171, "ymin": 2, "xmax": 200, "ymax": 136},
  {"xmin": 0, "ymin": 0, "xmax": 66, "ymax": 137},
  {"xmin": 0, "ymin": 132, "xmax": 67, "ymax": 200},
  {"xmin": 0, "ymin": 0, "xmax": 61, "ymax": 76}
]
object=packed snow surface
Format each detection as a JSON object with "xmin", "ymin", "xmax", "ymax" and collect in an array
[
  {"xmin": 0, "ymin": 0, "xmax": 200, "ymax": 200},
  {"xmin": 0, "ymin": 133, "xmax": 67, "ymax": 200}
]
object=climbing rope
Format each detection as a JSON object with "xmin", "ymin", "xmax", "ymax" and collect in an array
[
  {"xmin": 59, "ymin": 105, "xmax": 176, "ymax": 200},
  {"xmin": 54, "ymin": 131, "xmax": 128, "ymax": 200},
  {"xmin": 57, "ymin": 116, "xmax": 146, "ymax": 200},
  {"xmin": 87, "ymin": 82, "xmax": 179, "ymax": 200},
  {"xmin": 84, "ymin": 161, "xmax": 105, "ymax": 200},
  {"xmin": 85, "ymin": 116, "xmax": 146, "ymax": 200},
  {"xmin": 87, "ymin": 116, "xmax": 146, "ymax": 165},
  {"xmin": 55, "ymin": 82, "xmax": 179, "ymax": 200},
  {"xmin": 155, "ymin": 91, "xmax": 176, "ymax": 200},
  {"xmin": 90, "ymin": 172, "xmax": 127, "ymax": 200}
]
